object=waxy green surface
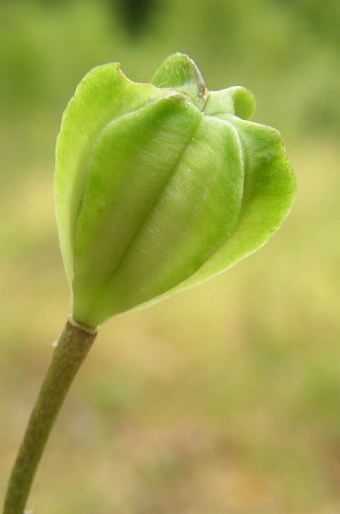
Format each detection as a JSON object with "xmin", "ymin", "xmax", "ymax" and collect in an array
[{"xmin": 55, "ymin": 53, "xmax": 296, "ymax": 327}]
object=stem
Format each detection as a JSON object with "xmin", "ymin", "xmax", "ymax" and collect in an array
[{"xmin": 3, "ymin": 317, "xmax": 98, "ymax": 514}]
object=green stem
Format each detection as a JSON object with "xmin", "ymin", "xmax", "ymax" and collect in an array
[{"xmin": 3, "ymin": 317, "xmax": 98, "ymax": 514}]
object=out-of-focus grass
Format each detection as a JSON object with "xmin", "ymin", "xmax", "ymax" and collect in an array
[{"xmin": 1, "ymin": 1, "xmax": 340, "ymax": 513}]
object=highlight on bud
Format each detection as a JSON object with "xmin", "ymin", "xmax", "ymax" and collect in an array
[{"xmin": 55, "ymin": 53, "xmax": 296, "ymax": 327}]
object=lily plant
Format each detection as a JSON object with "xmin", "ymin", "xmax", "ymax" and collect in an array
[{"xmin": 2, "ymin": 53, "xmax": 296, "ymax": 514}]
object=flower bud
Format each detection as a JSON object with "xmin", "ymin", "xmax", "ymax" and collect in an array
[{"xmin": 55, "ymin": 53, "xmax": 296, "ymax": 327}]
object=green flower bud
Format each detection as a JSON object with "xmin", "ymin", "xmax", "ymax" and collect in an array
[{"xmin": 55, "ymin": 53, "xmax": 296, "ymax": 327}]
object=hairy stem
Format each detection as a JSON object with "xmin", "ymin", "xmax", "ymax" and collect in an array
[{"xmin": 3, "ymin": 317, "xmax": 98, "ymax": 514}]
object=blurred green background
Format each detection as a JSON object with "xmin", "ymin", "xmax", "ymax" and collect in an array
[{"xmin": 1, "ymin": 0, "xmax": 340, "ymax": 512}]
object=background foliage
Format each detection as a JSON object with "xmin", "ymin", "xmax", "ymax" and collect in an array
[{"xmin": 0, "ymin": 1, "xmax": 339, "ymax": 512}]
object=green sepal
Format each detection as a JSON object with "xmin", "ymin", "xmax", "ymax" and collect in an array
[
  {"xmin": 55, "ymin": 63, "xmax": 171, "ymax": 289},
  {"xmin": 151, "ymin": 52, "xmax": 208, "ymax": 110},
  {"xmin": 72, "ymin": 112, "xmax": 245, "ymax": 326},
  {"xmin": 204, "ymin": 87, "xmax": 255, "ymax": 120},
  {"xmin": 153, "ymin": 118, "xmax": 296, "ymax": 301}
]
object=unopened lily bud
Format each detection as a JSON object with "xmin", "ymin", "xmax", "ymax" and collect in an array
[{"xmin": 55, "ymin": 53, "xmax": 295, "ymax": 327}]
